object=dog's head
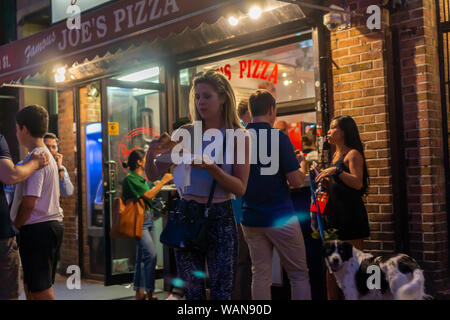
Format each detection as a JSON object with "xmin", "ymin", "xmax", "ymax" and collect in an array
[{"xmin": 323, "ymin": 240, "xmax": 354, "ymax": 273}]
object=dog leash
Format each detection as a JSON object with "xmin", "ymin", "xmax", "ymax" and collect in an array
[{"xmin": 309, "ymin": 170, "xmax": 325, "ymax": 241}]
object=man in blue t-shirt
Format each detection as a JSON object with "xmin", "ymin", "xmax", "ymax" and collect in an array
[
  {"xmin": 0, "ymin": 134, "xmax": 48, "ymax": 300},
  {"xmin": 241, "ymin": 89, "xmax": 311, "ymax": 300}
]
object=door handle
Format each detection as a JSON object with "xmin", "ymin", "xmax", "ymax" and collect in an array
[{"xmin": 105, "ymin": 160, "xmax": 117, "ymax": 195}]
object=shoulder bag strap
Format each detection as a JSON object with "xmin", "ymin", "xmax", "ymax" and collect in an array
[{"xmin": 204, "ymin": 132, "xmax": 227, "ymax": 217}]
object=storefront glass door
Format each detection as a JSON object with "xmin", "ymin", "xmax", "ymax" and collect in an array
[{"xmin": 101, "ymin": 78, "xmax": 165, "ymax": 285}]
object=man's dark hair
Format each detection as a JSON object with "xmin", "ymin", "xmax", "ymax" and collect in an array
[
  {"xmin": 249, "ymin": 89, "xmax": 276, "ymax": 117},
  {"xmin": 237, "ymin": 99, "xmax": 249, "ymax": 118},
  {"xmin": 16, "ymin": 105, "xmax": 49, "ymax": 138},
  {"xmin": 44, "ymin": 132, "xmax": 59, "ymax": 142}
]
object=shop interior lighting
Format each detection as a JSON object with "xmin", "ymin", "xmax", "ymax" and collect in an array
[
  {"xmin": 282, "ymin": 73, "xmax": 287, "ymax": 77},
  {"xmin": 118, "ymin": 67, "xmax": 160, "ymax": 82},
  {"xmin": 249, "ymin": 6, "xmax": 262, "ymax": 19},
  {"xmin": 283, "ymin": 80, "xmax": 290, "ymax": 86},
  {"xmin": 228, "ymin": 16, "xmax": 238, "ymax": 26},
  {"xmin": 86, "ymin": 123, "xmax": 101, "ymax": 135}
]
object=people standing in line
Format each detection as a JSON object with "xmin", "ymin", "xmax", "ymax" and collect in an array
[
  {"xmin": 0, "ymin": 135, "xmax": 48, "ymax": 300},
  {"xmin": 44, "ymin": 133, "xmax": 74, "ymax": 197},
  {"xmin": 241, "ymin": 89, "xmax": 311, "ymax": 300},
  {"xmin": 145, "ymin": 70, "xmax": 250, "ymax": 300},
  {"xmin": 11, "ymin": 105, "xmax": 64, "ymax": 300},
  {"xmin": 314, "ymin": 115, "xmax": 370, "ymax": 300},
  {"xmin": 231, "ymin": 99, "xmax": 252, "ymax": 300},
  {"xmin": 122, "ymin": 149, "xmax": 173, "ymax": 300}
]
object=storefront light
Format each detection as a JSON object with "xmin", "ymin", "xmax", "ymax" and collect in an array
[
  {"xmin": 118, "ymin": 67, "xmax": 160, "ymax": 82},
  {"xmin": 283, "ymin": 80, "xmax": 290, "ymax": 86},
  {"xmin": 249, "ymin": 6, "xmax": 262, "ymax": 19},
  {"xmin": 55, "ymin": 73, "xmax": 65, "ymax": 83},
  {"xmin": 228, "ymin": 16, "xmax": 238, "ymax": 26},
  {"xmin": 282, "ymin": 73, "xmax": 287, "ymax": 78},
  {"xmin": 54, "ymin": 66, "xmax": 66, "ymax": 82},
  {"xmin": 56, "ymin": 67, "xmax": 66, "ymax": 75}
]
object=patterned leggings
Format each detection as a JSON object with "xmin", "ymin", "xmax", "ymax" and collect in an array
[{"xmin": 174, "ymin": 200, "xmax": 238, "ymax": 300}]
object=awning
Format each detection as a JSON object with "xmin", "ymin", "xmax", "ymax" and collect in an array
[{"xmin": 0, "ymin": 0, "xmax": 275, "ymax": 84}]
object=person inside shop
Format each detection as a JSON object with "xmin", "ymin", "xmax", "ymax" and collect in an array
[
  {"xmin": 241, "ymin": 89, "xmax": 311, "ymax": 300},
  {"xmin": 12, "ymin": 105, "xmax": 64, "ymax": 300},
  {"xmin": 231, "ymin": 99, "xmax": 252, "ymax": 300},
  {"xmin": 43, "ymin": 133, "xmax": 74, "ymax": 197},
  {"xmin": 314, "ymin": 115, "xmax": 370, "ymax": 300},
  {"xmin": 273, "ymin": 120, "xmax": 289, "ymax": 135},
  {"xmin": 237, "ymin": 98, "xmax": 251, "ymax": 127},
  {"xmin": 0, "ymin": 134, "xmax": 48, "ymax": 300},
  {"xmin": 145, "ymin": 70, "xmax": 250, "ymax": 300},
  {"xmin": 122, "ymin": 149, "xmax": 173, "ymax": 300}
]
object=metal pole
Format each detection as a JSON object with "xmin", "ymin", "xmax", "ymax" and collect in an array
[
  {"xmin": 0, "ymin": 83, "xmax": 58, "ymax": 90},
  {"xmin": 279, "ymin": 0, "xmax": 347, "ymax": 13}
]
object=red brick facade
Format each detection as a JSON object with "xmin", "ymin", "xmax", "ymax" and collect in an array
[
  {"xmin": 326, "ymin": 0, "xmax": 449, "ymax": 292},
  {"xmin": 57, "ymin": 90, "xmax": 78, "ymax": 273}
]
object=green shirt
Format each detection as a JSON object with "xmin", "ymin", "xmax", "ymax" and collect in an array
[{"xmin": 122, "ymin": 171, "xmax": 155, "ymax": 210}]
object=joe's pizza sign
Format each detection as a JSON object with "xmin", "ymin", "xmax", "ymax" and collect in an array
[{"xmin": 215, "ymin": 60, "xmax": 279, "ymax": 84}]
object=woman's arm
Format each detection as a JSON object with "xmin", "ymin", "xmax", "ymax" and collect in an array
[
  {"xmin": 315, "ymin": 149, "xmax": 364, "ymax": 190},
  {"xmin": 338, "ymin": 150, "xmax": 364, "ymax": 190},
  {"xmin": 192, "ymin": 135, "xmax": 250, "ymax": 197},
  {"xmin": 142, "ymin": 173, "xmax": 173, "ymax": 201}
]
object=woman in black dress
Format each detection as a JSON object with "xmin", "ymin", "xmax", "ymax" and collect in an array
[{"xmin": 315, "ymin": 115, "xmax": 370, "ymax": 300}]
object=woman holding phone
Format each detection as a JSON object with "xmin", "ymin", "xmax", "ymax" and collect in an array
[
  {"xmin": 145, "ymin": 70, "xmax": 250, "ymax": 300},
  {"xmin": 314, "ymin": 115, "xmax": 370, "ymax": 300}
]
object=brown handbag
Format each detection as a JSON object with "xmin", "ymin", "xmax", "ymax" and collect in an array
[{"xmin": 110, "ymin": 197, "xmax": 145, "ymax": 239}]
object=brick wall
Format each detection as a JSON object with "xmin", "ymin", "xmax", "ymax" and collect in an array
[
  {"xmin": 391, "ymin": 0, "xmax": 448, "ymax": 291},
  {"xmin": 57, "ymin": 89, "xmax": 78, "ymax": 273},
  {"xmin": 57, "ymin": 86, "xmax": 102, "ymax": 280},
  {"xmin": 326, "ymin": 0, "xmax": 449, "ymax": 293}
]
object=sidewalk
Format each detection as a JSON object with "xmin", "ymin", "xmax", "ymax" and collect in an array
[{"xmin": 18, "ymin": 274, "xmax": 170, "ymax": 300}]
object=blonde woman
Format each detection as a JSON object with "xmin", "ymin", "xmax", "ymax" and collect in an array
[{"xmin": 145, "ymin": 70, "xmax": 250, "ymax": 300}]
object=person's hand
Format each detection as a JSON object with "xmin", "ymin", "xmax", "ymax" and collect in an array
[
  {"xmin": 315, "ymin": 166, "xmax": 337, "ymax": 183},
  {"xmin": 29, "ymin": 150, "xmax": 49, "ymax": 169},
  {"xmin": 296, "ymin": 151, "xmax": 304, "ymax": 163},
  {"xmin": 161, "ymin": 173, "xmax": 173, "ymax": 184},
  {"xmin": 54, "ymin": 152, "xmax": 63, "ymax": 169},
  {"xmin": 190, "ymin": 154, "xmax": 216, "ymax": 172}
]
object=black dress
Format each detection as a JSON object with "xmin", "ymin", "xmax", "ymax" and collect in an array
[{"xmin": 327, "ymin": 158, "xmax": 370, "ymax": 240}]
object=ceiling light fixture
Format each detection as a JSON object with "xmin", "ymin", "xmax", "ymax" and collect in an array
[
  {"xmin": 118, "ymin": 67, "xmax": 160, "ymax": 82},
  {"xmin": 228, "ymin": 16, "xmax": 238, "ymax": 26},
  {"xmin": 249, "ymin": 6, "xmax": 262, "ymax": 19}
]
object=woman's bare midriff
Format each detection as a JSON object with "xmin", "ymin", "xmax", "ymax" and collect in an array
[{"xmin": 182, "ymin": 193, "xmax": 231, "ymax": 204}]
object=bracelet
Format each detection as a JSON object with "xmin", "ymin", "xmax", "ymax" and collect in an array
[{"xmin": 334, "ymin": 162, "xmax": 344, "ymax": 177}]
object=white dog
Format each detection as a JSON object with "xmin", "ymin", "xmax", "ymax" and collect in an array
[{"xmin": 323, "ymin": 240, "xmax": 430, "ymax": 300}]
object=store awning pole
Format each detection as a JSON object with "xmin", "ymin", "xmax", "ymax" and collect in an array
[
  {"xmin": 278, "ymin": 1, "xmax": 346, "ymax": 13},
  {"xmin": 0, "ymin": 83, "xmax": 57, "ymax": 91}
]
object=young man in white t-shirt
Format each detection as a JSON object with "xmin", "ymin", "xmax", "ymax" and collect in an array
[{"xmin": 12, "ymin": 105, "xmax": 64, "ymax": 300}]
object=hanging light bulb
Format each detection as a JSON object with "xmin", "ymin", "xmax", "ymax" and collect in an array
[
  {"xmin": 249, "ymin": 6, "xmax": 262, "ymax": 19},
  {"xmin": 228, "ymin": 16, "xmax": 238, "ymax": 26}
]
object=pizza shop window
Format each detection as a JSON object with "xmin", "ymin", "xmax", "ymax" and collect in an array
[{"xmin": 176, "ymin": 38, "xmax": 317, "ymax": 158}]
